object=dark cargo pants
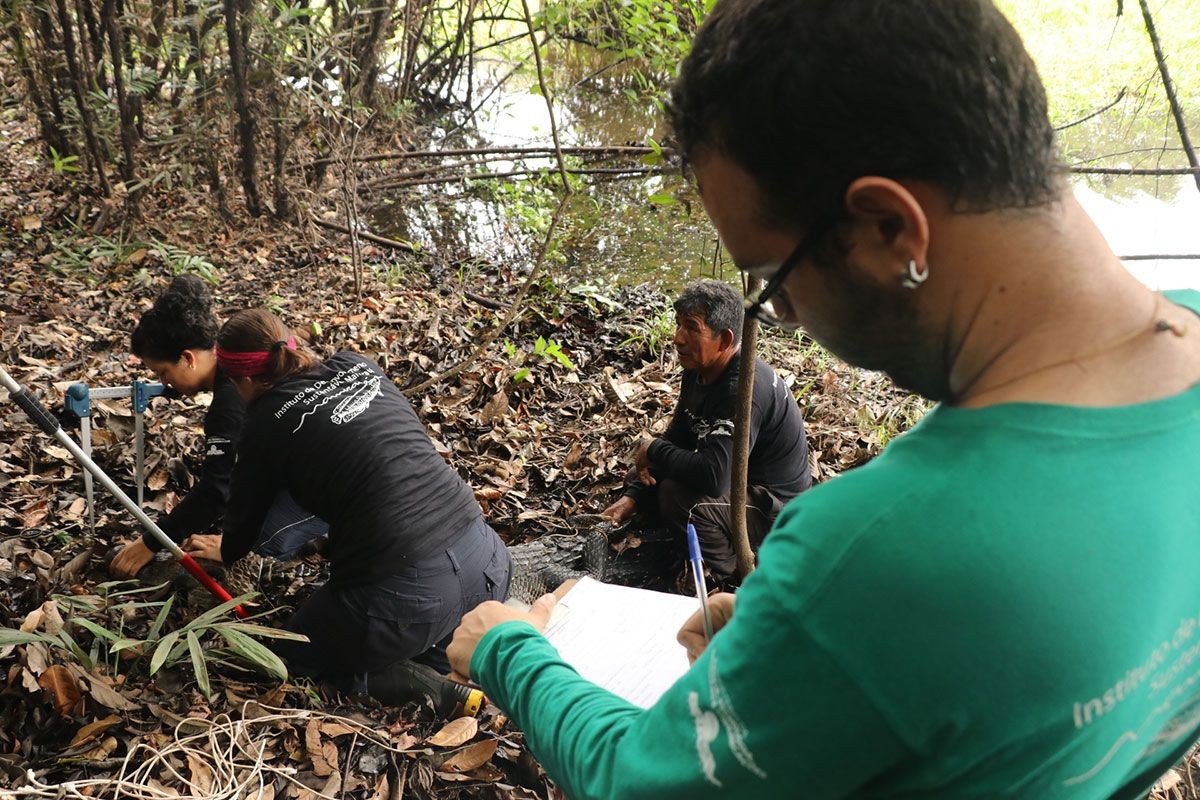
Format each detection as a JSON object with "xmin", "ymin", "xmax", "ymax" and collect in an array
[{"xmin": 273, "ymin": 517, "xmax": 512, "ymax": 692}]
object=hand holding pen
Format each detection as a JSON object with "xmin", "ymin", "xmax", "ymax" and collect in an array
[{"xmin": 679, "ymin": 523, "xmax": 737, "ymax": 664}]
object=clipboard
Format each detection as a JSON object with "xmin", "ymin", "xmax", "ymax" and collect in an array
[{"xmin": 539, "ymin": 577, "xmax": 698, "ymax": 708}]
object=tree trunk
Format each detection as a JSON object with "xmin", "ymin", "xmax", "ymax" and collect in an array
[
  {"xmin": 78, "ymin": 0, "xmax": 106, "ymax": 91},
  {"xmin": 183, "ymin": 0, "xmax": 231, "ymax": 221},
  {"xmin": 100, "ymin": 0, "xmax": 138, "ymax": 213},
  {"xmin": 224, "ymin": 0, "xmax": 263, "ymax": 216},
  {"xmin": 729, "ymin": 276, "xmax": 762, "ymax": 580},
  {"xmin": 2, "ymin": 1, "xmax": 69, "ymax": 156},
  {"xmin": 53, "ymin": 0, "xmax": 110, "ymax": 195},
  {"xmin": 30, "ymin": 6, "xmax": 73, "ymax": 159}
]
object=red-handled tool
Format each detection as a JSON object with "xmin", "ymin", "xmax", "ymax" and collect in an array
[{"xmin": 1, "ymin": 366, "xmax": 246, "ymax": 618}]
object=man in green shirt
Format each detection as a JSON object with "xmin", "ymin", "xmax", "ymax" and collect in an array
[{"xmin": 447, "ymin": 1, "xmax": 1200, "ymax": 797}]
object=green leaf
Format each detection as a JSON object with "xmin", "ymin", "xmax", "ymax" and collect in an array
[
  {"xmin": 217, "ymin": 628, "xmax": 288, "ymax": 682},
  {"xmin": 150, "ymin": 630, "xmax": 180, "ymax": 675},
  {"xmin": 56, "ymin": 629, "xmax": 93, "ymax": 670},
  {"xmin": 181, "ymin": 592, "xmax": 257, "ymax": 634},
  {"xmin": 111, "ymin": 638, "xmax": 144, "ymax": 653},
  {"xmin": 148, "ymin": 594, "xmax": 175, "ymax": 642},
  {"xmin": 212, "ymin": 622, "xmax": 309, "ymax": 643},
  {"xmin": 511, "ymin": 368, "xmax": 530, "ymax": 384},
  {"xmin": 72, "ymin": 618, "xmax": 120, "ymax": 642},
  {"xmin": 187, "ymin": 631, "xmax": 212, "ymax": 699},
  {"xmin": 0, "ymin": 629, "xmax": 52, "ymax": 647},
  {"xmin": 648, "ymin": 192, "xmax": 677, "ymax": 206}
]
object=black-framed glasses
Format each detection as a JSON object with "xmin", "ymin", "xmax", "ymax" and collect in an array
[{"xmin": 743, "ymin": 227, "xmax": 823, "ymax": 330}]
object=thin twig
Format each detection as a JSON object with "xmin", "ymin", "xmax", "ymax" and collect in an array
[
  {"xmin": 1137, "ymin": 0, "xmax": 1200, "ymax": 193},
  {"xmin": 520, "ymin": 0, "xmax": 570, "ymax": 192},
  {"xmin": 1054, "ymin": 88, "xmax": 1127, "ymax": 131}
]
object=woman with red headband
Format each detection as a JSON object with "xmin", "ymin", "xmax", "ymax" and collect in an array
[
  {"xmin": 187, "ymin": 308, "xmax": 512, "ymax": 694},
  {"xmin": 111, "ymin": 278, "xmax": 328, "ymax": 578}
]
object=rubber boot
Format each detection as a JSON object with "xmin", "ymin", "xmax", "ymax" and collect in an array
[{"xmin": 367, "ymin": 659, "xmax": 483, "ymax": 717}]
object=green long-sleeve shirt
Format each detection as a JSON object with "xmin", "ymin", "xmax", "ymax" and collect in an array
[{"xmin": 474, "ymin": 290, "xmax": 1200, "ymax": 799}]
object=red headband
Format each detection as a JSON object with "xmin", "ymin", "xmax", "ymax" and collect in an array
[{"xmin": 216, "ymin": 337, "xmax": 296, "ymax": 378}]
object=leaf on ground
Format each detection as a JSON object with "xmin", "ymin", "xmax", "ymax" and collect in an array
[
  {"xmin": 22, "ymin": 499, "xmax": 49, "ymax": 528},
  {"xmin": 38, "ymin": 664, "xmax": 81, "ymax": 716},
  {"xmin": 186, "ymin": 752, "xmax": 214, "ymax": 794},
  {"xmin": 440, "ymin": 738, "xmax": 498, "ymax": 773},
  {"xmin": 84, "ymin": 672, "xmax": 138, "ymax": 710},
  {"xmin": 81, "ymin": 736, "xmax": 119, "ymax": 761},
  {"xmin": 24, "ymin": 641, "xmax": 50, "ymax": 674},
  {"xmin": 425, "ymin": 716, "xmax": 477, "ymax": 747},
  {"xmin": 69, "ymin": 714, "xmax": 123, "ymax": 747},
  {"xmin": 305, "ymin": 718, "xmax": 338, "ymax": 777},
  {"xmin": 318, "ymin": 721, "xmax": 357, "ymax": 738}
]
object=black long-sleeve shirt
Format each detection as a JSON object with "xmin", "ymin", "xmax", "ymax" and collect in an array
[
  {"xmin": 143, "ymin": 370, "xmax": 244, "ymax": 552},
  {"xmin": 220, "ymin": 352, "xmax": 482, "ymax": 586},
  {"xmin": 625, "ymin": 355, "xmax": 811, "ymax": 504}
]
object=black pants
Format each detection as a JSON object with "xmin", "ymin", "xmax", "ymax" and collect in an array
[
  {"xmin": 654, "ymin": 477, "xmax": 782, "ymax": 580},
  {"xmin": 273, "ymin": 517, "xmax": 512, "ymax": 692}
]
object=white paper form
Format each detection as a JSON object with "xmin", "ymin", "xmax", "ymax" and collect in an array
[{"xmin": 543, "ymin": 577, "xmax": 698, "ymax": 708}]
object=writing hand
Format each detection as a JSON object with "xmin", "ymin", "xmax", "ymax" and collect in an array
[{"xmin": 677, "ymin": 592, "xmax": 737, "ymax": 664}]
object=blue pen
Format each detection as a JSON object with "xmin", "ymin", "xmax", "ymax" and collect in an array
[{"xmin": 686, "ymin": 524, "xmax": 715, "ymax": 641}]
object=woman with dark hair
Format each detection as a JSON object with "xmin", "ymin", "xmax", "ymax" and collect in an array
[
  {"xmin": 184, "ymin": 308, "xmax": 512, "ymax": 694},
  {"xmin": 111, "ymin": 277, "xmax": 327, "ymax": 578},
  {"xmin": 111, "ymin": 276, "xmax": 243, "ymax": 578}
]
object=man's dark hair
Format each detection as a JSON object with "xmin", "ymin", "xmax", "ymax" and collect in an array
[
  {"xmin": 674, "ymin": 280, "xmax": 744, "ymax": 345},
  {"xmin": 131, "ymin": 275, "xmax": 219, "ymax": 362},
  {"xmin": 669, "ymin": 0, "xmax": 1059, "ymax": 231}
]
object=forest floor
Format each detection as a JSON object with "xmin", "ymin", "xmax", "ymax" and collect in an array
[{"xmin": 0, "ymin": 100, "xmax": 1193, "ymax": 798}]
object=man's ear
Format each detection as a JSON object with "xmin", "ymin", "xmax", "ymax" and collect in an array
[
  {"xmin": 842, "ymin": 177, "xmax": 930, "ymax": 286},
  {"xmin": 719, "ymin": 328, "xmax": 736, "ymax": 352}
]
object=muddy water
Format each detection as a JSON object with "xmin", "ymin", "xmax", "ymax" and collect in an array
[{"xmin": 372, "ymin": 45, "xmax": 1200, "ymax": 293}]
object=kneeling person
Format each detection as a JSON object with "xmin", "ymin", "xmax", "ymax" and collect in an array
[
  {"xmin": 186, "ymin": 309, "xmax": 512, "ymax": 698},
  {"xmin": 601, "ymin": 280, "xmax": 811, "ymax": 579}
]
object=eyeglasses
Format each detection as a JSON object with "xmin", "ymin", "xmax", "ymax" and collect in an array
[{"xmin": 742, "ymin": 226, "xmax": 824, "ymax": 330}]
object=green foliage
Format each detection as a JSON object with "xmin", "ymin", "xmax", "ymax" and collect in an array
[
  {"xmin": 48, "ymin": 146, "xmax": 80, "ymax": 175},
  {"xmin": 11, "ymin": 586, "xmax": 307, "ymax": 701},
  {"xmin": 540, "ymin": 0, "xmax": 705, "ymax": 103},
  {"xmin": 533, "ymin": 335, "xmax": 577, "ymax": 369},
  {"xmin": 503, "ymin": 334, "xmax": 577, "ymax": 384},
  {"xmin": 621, "ymin": 306, "xmax": 675, "ymax": 359},
  {"xmin": 48, "ymin": 229, "xmax": 219, "ymax": 284},
  {"xmin": 149, "ymin": 238, "xmax": 220, "ymax": 283}
]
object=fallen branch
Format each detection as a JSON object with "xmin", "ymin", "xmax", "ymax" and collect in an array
[
  {"xmin": 1070, "ymin": 166, "xmax": 1200, "ymax": 175},
  {"xmin": 311, "ymin": 217, "xmax": 418, "ymax": 254},
  {"xmin": 1120, "ymin": 253, "xmax": 1200, "ymax": 261},
  {"xmin": 370, "ymin": 165, "xmax": 672, "ymax": 192},
  {"xmin": 311, "ymin": 144, "xmax": 658, "ymax": 168},
  {"xmin": 362, "ymin": 151, "xmax": 644, "ymax": 189}
]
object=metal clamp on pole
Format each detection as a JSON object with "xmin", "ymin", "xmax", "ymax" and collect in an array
[{"xmin": 63, "ymin": 380, "xmax": 166, "ymax": 521}]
